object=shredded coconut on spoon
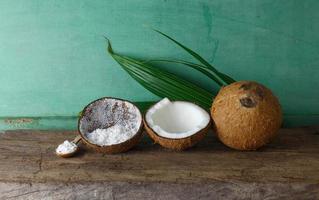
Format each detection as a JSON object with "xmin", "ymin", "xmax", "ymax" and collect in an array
[{"xmin": 56, "ymin": 140, "xmax": 77, "ymax": 155}]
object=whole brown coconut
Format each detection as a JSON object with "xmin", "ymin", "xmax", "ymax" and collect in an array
[{"xmin": 211, "ymin": 81, "xmax": 282, "ymax": 150}]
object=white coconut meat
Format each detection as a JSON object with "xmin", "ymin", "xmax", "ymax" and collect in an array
[{"xmin": 145, "ymin": 98, "xmax": 210, "ymax": 139}]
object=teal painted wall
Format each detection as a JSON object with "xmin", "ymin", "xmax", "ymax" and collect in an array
[{"xmin": 0, "ymin": 0, "xmax": 318, "ymax": 129}]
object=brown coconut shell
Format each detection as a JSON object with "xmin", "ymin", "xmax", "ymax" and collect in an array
[
  {"xmin": 144, "ymin": 101, "xmax": 211, "ymax": 151},
  {"xmin": 211, "ymin": 81, "xmax": 282, "ymax": 150},
  {"xmin": 78, "ymin": 97, "xmax": 143, "ymax": 154}
]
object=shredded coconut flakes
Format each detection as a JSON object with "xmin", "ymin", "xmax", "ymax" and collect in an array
[{"xmin": 80, "ymin": 98, "xmax": 142, "ymax": 146}]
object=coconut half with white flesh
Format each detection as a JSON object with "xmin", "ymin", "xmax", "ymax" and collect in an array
[
  {"xmin": 78, "ymin": 97, "xmax": 143, "ymax": 154},
  {"xmin": 144, "ymin": 98, "xmax": 211, "ymax": 150}
]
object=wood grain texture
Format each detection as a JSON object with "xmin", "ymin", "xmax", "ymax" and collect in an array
[{"xmin": 0, "ymin": 127, "xmax": 318, "ymax": 199}]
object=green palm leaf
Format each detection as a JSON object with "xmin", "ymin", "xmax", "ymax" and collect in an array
[
  {"xmin": 144, "ymin": 59, "xmax": 236, "ymax": 85},
  {"xmin": 106, "ymin": 38, "xmax": 214, "ymax": 109},
  {"xmin": 153, "ymin": 29, "xmax": 235, "ymax": 86}
]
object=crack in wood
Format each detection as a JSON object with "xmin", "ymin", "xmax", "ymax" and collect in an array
[
  {"xmin": 6, "ymin": 190, "xmax": 41, "ymax": 199},
  {"xmin": 33, "ymin": 147, "xmax": 43, "ymax": 175}
]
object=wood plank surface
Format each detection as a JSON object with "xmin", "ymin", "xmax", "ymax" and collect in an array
[{"xmin": 0, "ymin": 127, "xmax": 318, "ymax": 199}]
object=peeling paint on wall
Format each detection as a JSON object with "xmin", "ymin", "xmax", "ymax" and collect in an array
[
  {"xmin": 4, "ymin": 118, "xmax": 34, "ymax": 125},
  {"xmin": 0, "ymin": 116, "xmax": 76, "ymax": 130}
]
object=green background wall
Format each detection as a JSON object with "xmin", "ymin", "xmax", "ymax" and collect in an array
[{"xmin": 0, "ymin": 0, "xmax": 318, "ymax": 130}]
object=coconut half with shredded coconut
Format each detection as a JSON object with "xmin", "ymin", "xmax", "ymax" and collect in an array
[
  {"xmin": 78, "ymin": 97, "xmax": 143, "ymax": 154},
  {"xmin": 144, "ymin": 98, "xmax": 211, "ymax": 150}
]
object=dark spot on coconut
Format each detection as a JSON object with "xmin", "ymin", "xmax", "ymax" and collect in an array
[
  {"xmin": 104, "ymin": 104, "xmax": 110, "ymax": 113},
  {"xmin": 240, "ymin": 97, "xmax": 257, "ymax": 108},
  {"xmin": 86, "ymin": 107, "xmax": 93, "ymax": 116},
  {"xmin": 112, "ymin": 102, "xmax": 119, "ymax": 113},
  {"xmin": 239, "ymin": 83, "xmax": 252, "ymax": 90},
  {"xmin": 255, "ymin": 86, "xmax": 265, "ymax": 100}
]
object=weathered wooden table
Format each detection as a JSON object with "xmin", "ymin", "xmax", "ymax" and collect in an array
[{"xmin": 0, "ymin": 127, "xmax": 318, "ymax": 200}]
